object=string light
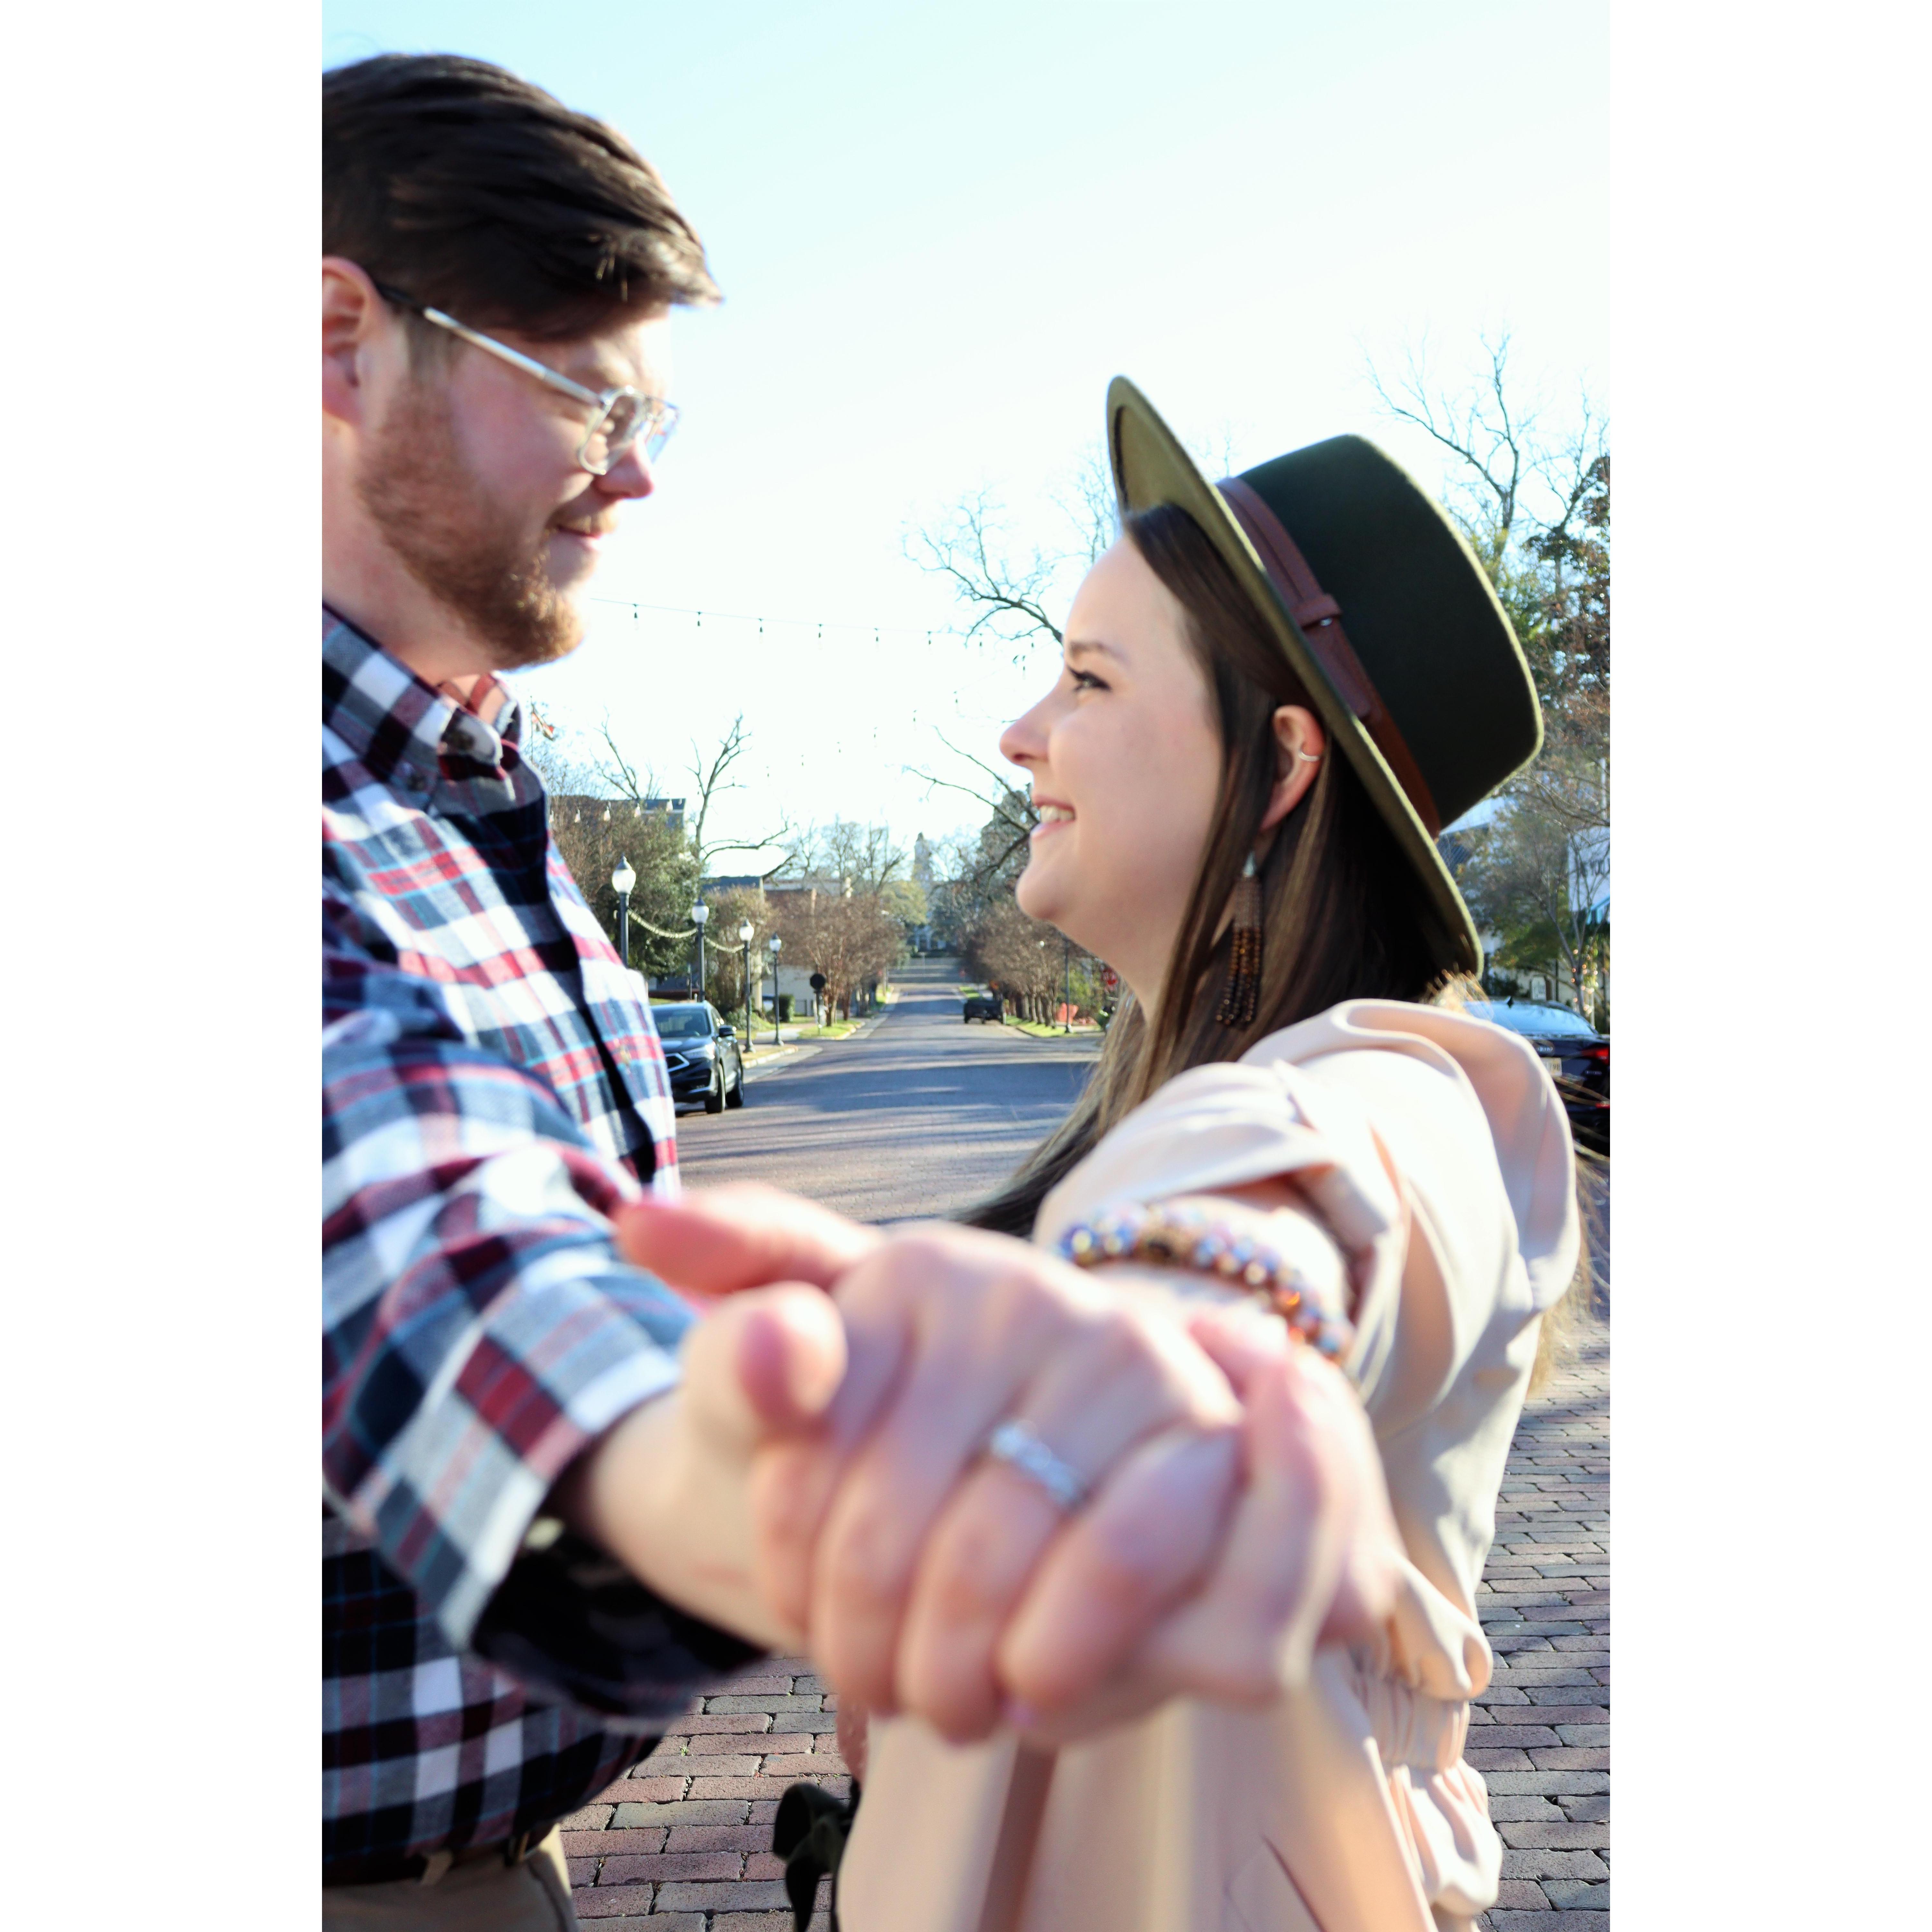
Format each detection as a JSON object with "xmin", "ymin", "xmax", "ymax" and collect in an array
[{"xmin": 592, "ymin": 596, "xmax": 947, "ymax": 642}]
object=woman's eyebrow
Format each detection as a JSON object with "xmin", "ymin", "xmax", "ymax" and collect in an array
[{"xmin": 1065, "ymin": 637, "xmax": 1125, "ymax": 664}]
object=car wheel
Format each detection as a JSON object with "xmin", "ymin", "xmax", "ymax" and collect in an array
[
  {"xmin": 703, "ymin": 1066, "xmax": 725, "ymax": 1114},
  {"xmin": 725, "ymin": 1061, "xmax": 745, "ymax": 1109}
]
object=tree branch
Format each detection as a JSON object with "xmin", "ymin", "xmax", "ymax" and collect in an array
[{"xmin": 905, "ymin": 488, "xmax": 1068, "ymax": 657}]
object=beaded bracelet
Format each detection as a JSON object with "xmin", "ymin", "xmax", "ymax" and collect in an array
[{"xmin": 1054, "ymin": 1199, "xmax": 1356, "ymax": 1361}]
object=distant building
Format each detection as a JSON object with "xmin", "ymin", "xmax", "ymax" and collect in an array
[
  {"xmin": 763, "ymin": 873, "xmax": 849, "ymax": 904},
  {"xmin": 549, "ymin": 794, "xmax": 686, "ymax": 832}
]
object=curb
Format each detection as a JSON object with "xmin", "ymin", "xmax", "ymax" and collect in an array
[
  {"xmin": 969, "ymin": 1018, "xmax": 1106, "ymax": 1049},
  {"xmin": 739, "ymin": 1040, "xmax": 823, "ymax": 1082}
]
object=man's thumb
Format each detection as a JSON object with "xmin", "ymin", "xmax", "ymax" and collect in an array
[{"xmin": 680, "ymin": 1283, "xmax": 848, "ymax": 1448}]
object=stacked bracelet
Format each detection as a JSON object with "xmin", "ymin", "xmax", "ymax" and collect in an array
[{"xmin": 1054, "ymin": 1199, "xmax": 1355, "ymax": 1361}]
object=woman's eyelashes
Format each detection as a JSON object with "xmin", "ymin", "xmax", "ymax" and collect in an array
[{"xmin": 1068, "ymin": 667, "xmax": 1109, "ymax": 693}]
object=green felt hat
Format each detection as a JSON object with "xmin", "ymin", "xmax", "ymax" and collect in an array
[{"xmin": 1107, "ymin": 376, "xmax": 1543, "ymax": 975}]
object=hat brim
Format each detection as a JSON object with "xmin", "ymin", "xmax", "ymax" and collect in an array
[{"xmin": 1106, "ymin": 375, "xmax": 1485, "ymax": 976}]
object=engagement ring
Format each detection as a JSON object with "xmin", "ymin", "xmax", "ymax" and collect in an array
[{"xmin": 983, "ymin": 1419, "xmax": 1089, "ymax": 1513}]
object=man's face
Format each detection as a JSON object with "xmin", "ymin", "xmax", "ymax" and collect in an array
[{"xmin": 355, "ymin": 309, "xmax": 671, "ymax": 669}]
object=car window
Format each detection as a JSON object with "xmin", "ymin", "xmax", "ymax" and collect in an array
[
  {"xmin": 1467, "ymin": 1000, "xmax": 1600, "ymax": 1040},
  {"xmin": 652, "ymin": 1007, "xmax": 712, "ymax": 1040}
]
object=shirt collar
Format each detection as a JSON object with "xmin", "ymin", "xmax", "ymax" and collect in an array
[{"xmin": 323, "ymin": 607, "xmax": 524, "ymax": 783}]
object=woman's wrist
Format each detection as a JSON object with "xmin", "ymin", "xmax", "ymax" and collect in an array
[{"xmin": 1052, "ymin": 1192, "xmax": 1356, "ymax": 1360}]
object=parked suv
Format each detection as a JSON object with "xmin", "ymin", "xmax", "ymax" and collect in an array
[
  {"xmin": 962, "ymin": 992, "xmax": 1004, "ymax": 1024},
  {"xmin": 651, "ymin": 1001, "xmax": 745, "ymax": 1113}
]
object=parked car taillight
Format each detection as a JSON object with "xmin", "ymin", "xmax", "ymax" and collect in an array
[{"xmin": 1581, "ymin": 1046, "xmax": 1609, "ymax": 1061}]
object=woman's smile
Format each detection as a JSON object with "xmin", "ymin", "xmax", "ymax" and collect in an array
[{"xmin": 999, "ymin": 539, "xmax": 1224, "ymax": 1009}]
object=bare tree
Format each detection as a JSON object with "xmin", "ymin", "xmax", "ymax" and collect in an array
[
  {"xmin": 1368, "ymin": 330, "xmax": 1611, "ymax": 1017},
  {"xmin": 906, "ymin": 731, "xmax": 1036, "ymax": 876},
  {"xmin": 960, "ymin": 894, "xmax": 1101, "ymax": 1025},
  {"xmin": 1055, "ymin": 441, "xmax": 1122, "ymax": 569},
  {"xmin": 592, "ymin": 710, "xmax": 792, "ymax": 879},
  {"xmin": 524, "ymin": 707, "xmax": 796, "ymax": 983},
  {"xmin": 901, "ymin": 442, "xmax": 1117, "ymax": 662},
  {"xmin": 770, "ymin": 891, "xmax": 905, "ymax": 1021},
  {"xmin": 1515, "ymin": 683, "xmax": 1609, "ymax": 838},
  {"xmin": 777, "ymin": 818, "xmax": 910, "ymax": 894},
  {"xmin": 1366, "ymin": 330, "xmax": 1537, "ymax": 566},
  {"xmin": 1365, "ymin": 331, "xmax": 1607, "ymax": 677},
  {"xmin": 906, "ymin": 429, "xmax": 1240, "ymax": 664},
  {"xmin": 903, "ymin": 485, "xmax": 1079, "ymax": 658}
]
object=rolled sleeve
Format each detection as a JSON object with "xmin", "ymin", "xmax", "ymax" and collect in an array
[{"xmin": 1032, "ymin": 999, "xmax": 1577, "ymax": 1430}]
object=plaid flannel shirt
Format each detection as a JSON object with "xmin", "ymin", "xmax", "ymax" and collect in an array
[{"xmin": 323, "ymin": 611, "xmax": 758, "ymax": 1875}]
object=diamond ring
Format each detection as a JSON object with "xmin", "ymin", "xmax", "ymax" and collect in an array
[{"xmin": 984, "ymin": 1419, "xmax": 1089, "ymax": 1513}]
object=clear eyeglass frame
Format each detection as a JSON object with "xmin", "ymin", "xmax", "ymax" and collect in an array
[{"xmin": 374, "ymin": 281, "xmax": 679, "ymax": 475}]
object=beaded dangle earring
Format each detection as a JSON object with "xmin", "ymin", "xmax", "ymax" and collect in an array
[{"xmin": 1216, "ymin": 851, "xmax": 1263, "ymax": 1028}]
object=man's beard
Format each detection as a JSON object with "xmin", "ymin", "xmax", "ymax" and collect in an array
[{"xmin": 355, "ymin": 376, "xmax": 583, "ymax": 670}]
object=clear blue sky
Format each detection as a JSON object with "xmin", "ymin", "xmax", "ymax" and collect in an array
[{"xmin": 322, "ymin": 0, "xmax": 1608, "ymax": 862}]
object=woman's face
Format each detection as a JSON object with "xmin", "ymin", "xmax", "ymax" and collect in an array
[{"xmin": 999, "ymin": 538, "xmax": 1224, "ymax": 1011}]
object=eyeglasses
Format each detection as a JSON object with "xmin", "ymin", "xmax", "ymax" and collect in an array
[{"xmin": 375, "ymin": 282, "xmax": 679, "ymax": 476}]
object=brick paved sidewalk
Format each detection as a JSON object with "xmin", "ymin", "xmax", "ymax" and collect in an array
[
  {"xmin": 560, "ymin": 1665, "xmax": 844, "ymax": 1930},
  {"xmin": 564, "ymin": 1321, "xmax": 1608, "ymax": 1930},
  {"xmin": 1472, "ymin": 1318, "xmax": 1610, "ymax": 1928}
]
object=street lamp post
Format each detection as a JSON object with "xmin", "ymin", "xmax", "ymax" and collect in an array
[
  {"xmin": 611, "ymin": 856, "xmax": 637, "ymax": 971},
  {"xmin": 738, "ymin": 919, "xmax": 754, "ymax": 1048},
  {"xmin": 767, "ymin": 935, "xmax": 783, "ymax": 1045},
  {"xmin": 691, "ymin": 897, "xmax": 709, "ymax": 1003},
  {"xmin": 1063, "ymin": 931, "xmax": 1072, "ymax": 1033}
]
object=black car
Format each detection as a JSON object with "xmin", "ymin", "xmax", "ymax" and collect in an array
[
  {"xmin": 1465, "ymin": 998, "xmax": 1609, "ymax": 1152},
  {"xmin": 962, "ymin": 992, "xmax": 1004, "ymax": 1023},
  {"xmin": 651, "ymin": 1001, "xmax": 745, "ymax": 1113}
]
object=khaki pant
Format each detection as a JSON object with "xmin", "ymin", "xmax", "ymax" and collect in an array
[{"xmin": 324, "ymin": 1830, "xmax": 575, "ymax": 1931}]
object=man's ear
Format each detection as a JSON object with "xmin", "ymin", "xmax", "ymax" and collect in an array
[
  {"xmin": 1257, "ymin": 705, "xmax": 1329, "ymax": 833},
  {"xmin": 323, "ymin": 257, "xmax": 385, "ymax": 430}
]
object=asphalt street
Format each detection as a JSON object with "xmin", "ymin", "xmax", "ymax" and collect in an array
[{"xmin": 672, "ymin": 953, "xmax": 1100, "ymax": 1224}]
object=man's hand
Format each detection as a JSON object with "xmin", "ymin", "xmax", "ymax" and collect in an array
[
  {"xmin": 551, "ymin": 1277, "xmax": 851, "ymax": 1652},
  {"xmin": 609, "ymin": 1184, "xmax": 1399, "ymax": 1744}
]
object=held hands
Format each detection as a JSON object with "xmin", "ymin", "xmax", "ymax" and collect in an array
[{"xmin": 592, "ymin": 1184, "xmax": 1400, "ymax": 1745}]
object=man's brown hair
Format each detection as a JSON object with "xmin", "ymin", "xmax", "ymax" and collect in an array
[{"xmin": 324, "ymin": 54, "xmax": 719, "ymax": 341}]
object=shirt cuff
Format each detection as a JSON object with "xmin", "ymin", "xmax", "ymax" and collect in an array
[{"xmin": 469, "ymin": 1519, "xmax": 764, "ymax": 1723}]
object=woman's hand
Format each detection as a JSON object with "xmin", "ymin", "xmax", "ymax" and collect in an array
[{"xmin": 609, "ymin": 1184, "xmax": 1398, "ymax": 1742}]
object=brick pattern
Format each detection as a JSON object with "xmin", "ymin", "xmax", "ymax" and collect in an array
[
  {"xmin": 1473, "ymin": 1320, "xmax": 1610, "ymax": 1926},
  {"xmin": 562, "ymin": 1668, "xmax": 841, "ymax": 1929},
  {"xmin": 567, "ymin": 1324, "xmax": 1608, "ymax": 1928}
]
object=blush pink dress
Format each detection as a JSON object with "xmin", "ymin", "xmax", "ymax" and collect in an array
[{"xmin": 838, "ymin": 999, "xmax": 1582, "ymax": 1932}]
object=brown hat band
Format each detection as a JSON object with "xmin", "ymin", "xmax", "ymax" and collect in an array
[{"xmin": 1217, "ymin": 477, "xmax": 1443, "ymax": 838}]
